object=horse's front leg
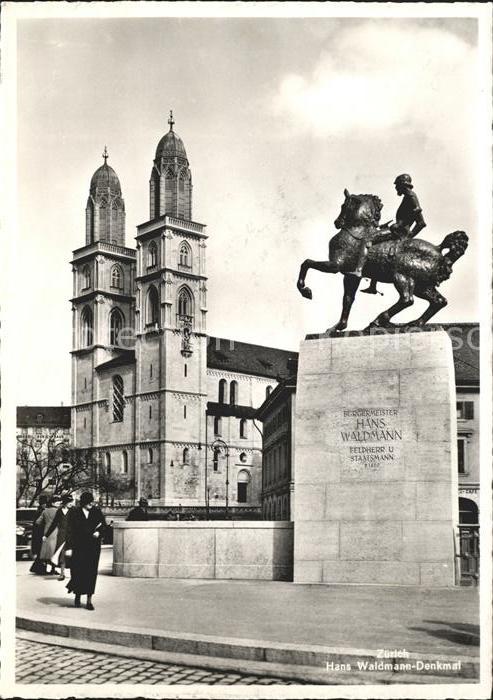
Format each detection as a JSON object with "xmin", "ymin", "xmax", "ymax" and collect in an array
[
  {"xmin": 297, "ymin": 259, "xmax": 340, "ymax": 300},
  {"xmin": 327, "ymin": 274, "xmax": 360, "ymax": 334}
]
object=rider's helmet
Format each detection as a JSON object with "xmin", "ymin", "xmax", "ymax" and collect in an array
[{"xmin": 394, "ymin": 173, "xmax": 413, "ymax": 188}]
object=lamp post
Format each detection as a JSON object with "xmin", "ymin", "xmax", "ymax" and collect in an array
[{"xmin": 211, "ymin": 438, "xmax": 229, "ymax": 519}]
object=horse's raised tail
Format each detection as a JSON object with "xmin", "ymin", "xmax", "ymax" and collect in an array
[{"xmin": 436, "ymin": 230, "xmax": 469, "ymax": 283}]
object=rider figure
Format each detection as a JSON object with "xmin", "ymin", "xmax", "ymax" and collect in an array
[{"xmin": 351, "ymin": 174, "xmax": 427, "ymax": 293}]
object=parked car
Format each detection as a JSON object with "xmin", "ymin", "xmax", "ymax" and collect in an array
[{"xmin": 16, "ymin": 508, "xmax": 38, "ymax": 560}]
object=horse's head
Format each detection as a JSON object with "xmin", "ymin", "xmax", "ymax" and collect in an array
[{"xmin": 334, "ymin": 189, "xmax": 383, "ymax": 230}]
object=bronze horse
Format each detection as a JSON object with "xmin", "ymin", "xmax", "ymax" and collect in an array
[{"xmin": 297, "ymin": 189, "xmax": 468, "ymax": 333}]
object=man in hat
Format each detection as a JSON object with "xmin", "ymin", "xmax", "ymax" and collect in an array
[
  {"xmin": 127, "ymin": 497, "xmax": 149, "ymax": 521},
  {"xmin": 44, "ymin": 493, "xmax": 74, "ymax": 580},
  {"xmin": 360, "ymin": 173, "xmax": 427, "ymax": 294}
]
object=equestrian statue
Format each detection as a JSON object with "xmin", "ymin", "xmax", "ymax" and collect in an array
[{"xmin": 296, "ymin": 174, "xmax": 468, "ymax": 334}]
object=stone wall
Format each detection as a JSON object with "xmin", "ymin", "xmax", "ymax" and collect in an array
[
  {"xmin": 113, "ymin": 521, "xmax": 293, "ymax": 580},
  {"xmin": 293, "ymin": 330, "xmax": 459, "ymax": 587}
]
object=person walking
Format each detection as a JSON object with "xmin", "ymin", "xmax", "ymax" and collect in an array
[
  {"xmin": 126, "ymin": 497, "xmax": 149, "ymax": 521},
  {"xmin": 65, "ymin": 492, "xmax": 106, "ymax": 611},
  {"xmin": 36, "ymin": 494, "xmax": 62, "ymax": 574},
  {"xmin": 43, "ymin": 494, "xmax": 73, "ymax": 581},
  {"xmin": 29, "ymin": 495, "xmax": 48, "ymax": 574}
]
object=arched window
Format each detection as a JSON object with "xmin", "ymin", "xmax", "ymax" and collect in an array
[
  {"xmin": 112, "ymin": 375, "xmax": 124, "ymax": 422},
  {"xmin": 230, "ymin": 380, "xmax": 238, "ymax": 405},
  {"xmin": 218, "ymin": 379, "xmax": 227, "ymax": 404},
  {"xmin": 122, "ymin": 450, "xmax": 128, "ymax": 474},
  {"xmin": 105, "ymin": 452, "xmax": 111, "ymax": 475},
  {"xmin": 177, "ymin": 287, "xmax": 193, "ymax": 319},
  {"xmin": 148, "ymin": 447, "xmax": 153, "ymax": 464},
  {"xmin": 146, "ymin": 285, "xmax": 159, "ymax": 326},
  {"xmin": 240, "ymin": 419, "xmax": 247, "ymax": 439},
  {"xmin": 266, "ymin": 385, "xmax": 273, "ymax": 399},
  {"xmin": 237, "ymin": 470, "xmax": 250, "ymax": 503},
  {"xmin": 239, "ymin": 452, "xmax": 247, "ymax": 463},
  {"xmin": 214, "ymin": 416, "xmax": 222, "ymax": 436},
  {"xmin": 213, "ymin": 447, "xmax": 220, "ymax": 472},
  {"xmin": 111, "ymin": 265, "xmax": 123, "ymax": 289},
  {"xmin": 82, "ymin": 265, "xmax": 91, "ymax": 290},
  {"xmin": 183, "ymin": 447, "xmax": 189, "ymax": 464},
  {"xmin": 459, "ymin": 498, "xmax": 479, "ymax": 524},
  {"xmin": 109, "ymin": 308, "xmax": 124, "ymax": 346},
  {"xmin": 148, "ymin": 241, "xmax": 158, "ymax": 268},
  {"xmin": 179, "ymin": 242, "xmax": 191, "ymax": 268},
  {"xmin": 81, "ymin": 306, "xmax": 93, "ymax": 348}
]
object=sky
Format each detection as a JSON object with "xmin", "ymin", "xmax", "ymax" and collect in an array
[{"xmin": 13, "ymin": 12, "xmax": 486, "ymax": 406}]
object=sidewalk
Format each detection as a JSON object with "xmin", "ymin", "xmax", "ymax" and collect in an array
[{"xmin": 17, "ymin": 550, "xmax": 480, "ymax": 683}]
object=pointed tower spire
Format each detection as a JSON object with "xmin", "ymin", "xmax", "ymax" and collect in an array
[{"xmin": 168, "ymin": 110, "xmax": 175, "ymax": 132}]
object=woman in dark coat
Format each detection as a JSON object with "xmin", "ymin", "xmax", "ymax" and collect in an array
[
  {"xmin": 29, "ymin": 495, "xmax": 48, "ymax": 574},
  {"xmin": 44, "ymin": 494, "xmax": 73, "ymax": 581},
  {"xmin": 65, "ymin": 492, "xmax": 106, "ymax": 610},
  {"xmin": 36, "ymin": 494, "xmax": 62, "ymax": 574}
]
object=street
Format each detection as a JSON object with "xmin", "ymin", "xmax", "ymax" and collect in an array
[{"xmin": 16, "ymin": 636, "xmax": 301, "ymax": 685}]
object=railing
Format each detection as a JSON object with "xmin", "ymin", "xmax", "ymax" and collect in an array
[
  {"xmin": 456, "ymin": 524, "xmax": 479, "ymax": 585},
  {"xmin": 166, "ymin": 216, "xmax": 205, "ymax": 234}
]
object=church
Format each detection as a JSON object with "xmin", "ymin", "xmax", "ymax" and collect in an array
[{"xmin": 70, "ymin": 113, "xmax": 293, "ymax": 511}]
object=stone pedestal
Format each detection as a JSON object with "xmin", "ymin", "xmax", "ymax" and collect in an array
[{"xmin": 293, "ymin": 330, "xmax": 459, "ymax": 586}]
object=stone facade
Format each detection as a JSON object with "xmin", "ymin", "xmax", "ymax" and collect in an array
[
  {"xmin": 70, "ymin": 119, "xmax": 293, "ymax": 508},
  {"xmin": 293, "ymin": 330, "xmax": 459, "ymax": 587}
]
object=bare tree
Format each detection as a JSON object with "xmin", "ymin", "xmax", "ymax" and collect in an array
[{"xmin": 16, "ymin": 431, "xmax": 95, "ymax": 506}]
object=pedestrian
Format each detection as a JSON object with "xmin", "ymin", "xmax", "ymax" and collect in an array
[
  {"xmin": 65, "ymin": 491, "xmax": 106, "ymax": 611},
  {"xmin": 29, "ymin": 494, "xmax": 48, "ymax": 574},
  {"xmin": 126, "ymin": 497, "xmax": 149, "ymax": 521},
  {"xmin": 36, "ymin": 494, "xmax": 62, "ymax": 574},
  {"xmin": 43, "ymin": 494, "xmax": 74, "ymax": 581}
]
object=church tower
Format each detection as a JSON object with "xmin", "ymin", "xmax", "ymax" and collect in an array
[
  {"xmin": 71, "ymin": 149, "xmax": 136, "ymax": 483},
  {"xmin": 134, "ymin": 112, "xmax": 208, "ymax": 503}
]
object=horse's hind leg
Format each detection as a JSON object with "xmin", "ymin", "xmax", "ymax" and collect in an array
[
  {"xmin": 297, "ymin": 259, "xmax": 340, "ymax": 300},
  {"xmin": 327, "ymin": 274, "xmax": 360, "ymax": 334},
  {"xmin": 368, "ymin": 274, "xmax": 414, "ymax": 328},
  {"xmin": 410, "ymin": 286, "xmax": 447, "ymax": 326}
]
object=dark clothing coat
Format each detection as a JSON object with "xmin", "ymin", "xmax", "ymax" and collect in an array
[
  {"xmin": 45, "ymin": 507, "xmax": 71, "ymax": 550},
  {"xmin": 31, "ymin": 505, "xmax": 46, "ymax": 558},
  {"xmin": 126, "ymin": 506, "xmax": 148, "ymax": 521},
  {"xmin": 66, "ymin": 506, "xmax": 106, "ymax": 596}
]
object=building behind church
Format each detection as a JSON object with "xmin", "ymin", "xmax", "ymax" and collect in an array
[{"xmin": 70, "ymin": 115, "xmax": 293, "ymax": 511}]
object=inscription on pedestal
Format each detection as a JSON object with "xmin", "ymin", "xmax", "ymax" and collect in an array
[{"xmin": 340, "ymin": 408, "xmax": 403, "ymax": 476}]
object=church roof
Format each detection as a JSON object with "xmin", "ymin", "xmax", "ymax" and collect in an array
[
  {"xmin": 155, "ymin": 130, "xmax": 188, "ymax": 161},
  {"xmin": 207, "ymin": 337, "xmax": 296, "ymax": 380},
  {"xmin": 90, "ymin": 163, "xmax": 122, "ymax": 194},
  {"xmin": 17, "ymin": 406, "xmax": 71, "ymax": 429}
]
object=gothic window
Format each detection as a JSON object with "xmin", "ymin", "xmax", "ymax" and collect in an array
[
  {"xmin": 266, "ymin": 385, "xmax": 273, "ymax": 399},
  {"xmin": 111, "ymin": 265, "xmax": 123, "ymax": 289},
  {"xmin": 237, "ymin": 470, "xmax": 250, "ymax": 504},
  {"xmin": 179, "ymin": 241, "xmax": 191, "ymax": 268},
  {"xmin": 105, "ymin": 452, "xmax": 111, "ymax": 475},
  {"xmin": 109, "ymin": 308, "xmax": 124, "ymax": 346},
  {"xmin": 148, "ymin": 241, "xmax": 158, "ymax": 268},
  {"xmin": 177, "ymin": 287, "xmax": 193, "ymax": 319},
  {"xmin": 183, "ymin": 447, "xmax": 189, "ymax": 464},
  {"xmin": 81, "ymin": 306, "xmax": 93, "ymax": 348},
  {"xmin": 82, "ymin": 265, "xmax": 91, "ymax": 290},
  {"xmin": 148, "ymin": 447, "xmax": 153, "ymax": 464},
  {"xmin": 213, "ymin": 447, "xmax": 220, "ymax": 472},
  {"xmin": 240, "ymin": 419, "xmax": 247, "ymax": 439},
  {"xmin": 112, "ymin": 375, "xmax": 124, "ymax": 422},
  {"xmin": 122, "ymin": 451, "xmax": 128, "ymax": 474},
  {"xmin": 218, "ymin": 379, "xmax": 227, "ymax": 403},
  {"xmin": 230, "ymin": 381, "xmax": 238, "ymax": 405},
  {"xmin": 214, "ymin": 416, "xmax": 222, "ymax": 436},
  {"xmin": 146, "ymin": 285, "xmax": 159, "ymax": 326}
]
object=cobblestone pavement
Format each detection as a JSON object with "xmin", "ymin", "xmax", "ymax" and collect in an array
[{"xmin": 16, "ymin": 637, "xmax": 304, "ymax": 685}]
